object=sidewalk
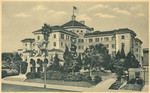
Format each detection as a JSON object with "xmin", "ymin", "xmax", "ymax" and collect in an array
[{"xmin": 2, "ymin": 77, "xmax": 148, "ymax": 92}]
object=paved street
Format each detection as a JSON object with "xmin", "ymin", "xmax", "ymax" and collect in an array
[{"xmin": 2, "ymin": 83, "xmax": 77, "ymax": 92}]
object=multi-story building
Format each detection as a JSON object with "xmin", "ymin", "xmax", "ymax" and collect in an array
[{"xmin": 18, "ymin": 14, "xmax": 143, "ymax": 73}]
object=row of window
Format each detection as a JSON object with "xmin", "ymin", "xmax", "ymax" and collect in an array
[
  {"xmin": 61, "ymin": 34, "xmax": 70, "ymax": 41},
  {"xmin": 88, "ymin": 37, "xmax": 115, "ymax": 43},
  {"xmin": 53, "ymin": 42, "xmax": 68, "ymax": 47},
  {"xmin": 25, "ymin": 43, "xmax": 35, "ymax": 47},
  {"xmin": 37, "ymin": 34, "xmax": 125, "ymax": 41}
]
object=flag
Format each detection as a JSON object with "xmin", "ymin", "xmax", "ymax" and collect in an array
[{"xmin": 73, "ymin": 6, "xmax": 77, "ymax": 10}]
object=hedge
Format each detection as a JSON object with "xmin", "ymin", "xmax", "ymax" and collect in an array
[
  {"xmin": 41, "ymin": 71, "xmax": 93, "ymax": 82},
  {"xmin": 6, "ymin": 69, "xmax": 19, "ymax": 76}
]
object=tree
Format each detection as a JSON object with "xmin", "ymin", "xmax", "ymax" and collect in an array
[
  {"xmin": 124, "ymin": 51, "xmax": 141, "ymax": 69},
  {"xmin": 115, "ymin": 51, "xmax": 121, "ymax": 60},
  {"xmin": 30, "ymin": 59, "xmax": 36, "ymax": 73},
  {"xmin": 82, "ymin": 44, "xmax": 110, "ymax": 76},
  {"xmin": 53, "ymin": 54, "xmax": 60, "ymax": 66},
  {"xmin": 120, "ymin": 46, "xmax": 126, "ymax": 59},
  {"xmin": 75, "ymin": 54, "xmax": 83, "ymax": 72},
  {"xmin": 21, "ymin": 62, "xmax": 28, "ymax": 74},
  {"xmin": 63, "ymin": 46, "xmax": 69, "ymax": 60}
]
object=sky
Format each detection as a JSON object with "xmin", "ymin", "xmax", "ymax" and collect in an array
[{"xmin": 2, "ymin": 2, "xmax": 149, "ymax": 52}]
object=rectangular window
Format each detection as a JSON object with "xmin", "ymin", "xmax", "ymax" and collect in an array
[
  {"xmin": 95, "ymin": 38, "xmax": 99, "ymax": 42},
  {"xmin": 54, "ymin": 34, "xmax": 56, "ymax": 38},
  {"xmin": 78, "ymin": 39, "xmax": 81, "ymax": 43},
  {"xmin": 82, "ymin": 46, "xmax": 84, "ymax": 49},
  {"xmin": 53, "ymin": 42, "xmax": 56, "ymax": 47},
  {"xmin": 61, "ymin": 34, "xmax": 64, "ymax": 39},
  {"xmin": 25, "ymin": 43, "xmax": 27, "ymax": 46},
  {"xmin": 89, "ymin": 39, "xmax": 93, "ymax": 42},
  {"xmin": 135, "ymin": 43, "xmax": 138, "ymax": 46},
  {"xmin": 122, "ymin": 43, "xmax": 125, "ymax": 48},
  {"xmin": 61, "ymin": 42, "xmax": 63, "ymax": 47},
  {"xmin": 136, "ymin": 49, "xmax": 138, "ymax": 52},
  {"xmin": 33, "ymin": 44, "xmax": 35, "ymax": 46},
  {"xmin": 78, "ymin": 46, "xmax": 81, "ymax": 49},
  {"xmin": 104, "ymin": 37, "xmax": 109, "ymax": 41},
  {"xmin": 68, "ymin": 36, "xmax": 69, "ymax": 41},
  {"xmin": 112, "ymin": 44, "xmax": 115, "ymax": 49},
  {"xmin": 101, "ymin": 38, "xmax": 103, "ymax": 41},
  {"xmin": 81, "ymin": 39, "xmax": 84, "ymax": 43}
]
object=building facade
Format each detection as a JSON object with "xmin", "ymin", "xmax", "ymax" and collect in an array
[{"xmin": 18, "ymin": 14, "xmax": 143, "ymax": 73}]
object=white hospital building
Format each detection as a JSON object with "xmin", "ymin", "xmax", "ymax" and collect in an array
[{"xmin": 18, "ymin": 14, "xmax": 143, "ymax": 73}]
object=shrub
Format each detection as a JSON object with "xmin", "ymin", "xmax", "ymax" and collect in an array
[
  {"xmin": 109, "ymin": 80, "xmax": 123, "ymax": 90},
  {"xmin": 26, "ymin": 72, "xmax": 36, "ymax": 79},
  {"xmin": 83, "ymin": 75, "xmax": 92, "ymax": 82},
  {"xmin": 117, "ymin": 75, "xmax": 121, "ymax": 81},
  {"xmin": 21, "ymin": 62, "xmax": 28, "ymax": 74},
  {"xmin": 2, "ymin": 70, "xmax": 7, "ymax": 78},
  {"xmin": 94, "ymin": 76, "xmax": 102, "ymax": 84},
  {"xmin": 137, "ymin": 79, "xmax": 144, "ymax": 85},
  {"xmin": 41, "ymin": 72, "xmax": 44, "ymax": 80},
  {"xmin": 36, "ymin": 72, "xmax": 41, "ymax": 78},
  {"xmin": 129, "ymin": 78, "xmax": 136, "ymax": 84},
  {"xmin": 6, "ymin": 69, "xmax": 19, "ymax": 76},
  {"xmin": 46, "ymin": 70, "xmax": 65, "ymax": 80}
]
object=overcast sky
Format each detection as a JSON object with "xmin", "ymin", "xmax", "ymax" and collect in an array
[{"xmin": 2, "ymin": 2, "xmax": 149, "ymax": 52}]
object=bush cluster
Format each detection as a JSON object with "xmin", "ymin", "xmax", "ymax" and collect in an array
[
  {"xmin": 109, "ymin": 80, "xmax": 123, "ymax": 90},
  {"xmin": 6, "ymin": 69, "xmax": 19, "ymax": 76},
  {"xmin": 41, "ymin": 71, "xmax": 94, "ymax": 82},
  {"xmin": 2, "ymin": 70, "xmax": 7, "ymax": 78},
  {"xmin": 2, "ymin": 69, "xmax": 19, "ymax": 78},
  {"xmin": 129, "ymin": 78, "xmax": 144, "ymax": 85},
  {"xmin": 26, "ymin": 72, "xmax": 41, "ymax": 79},
  {"xmin": 93, "ymin": 76, "xmax": 102, "ymax": 84}
]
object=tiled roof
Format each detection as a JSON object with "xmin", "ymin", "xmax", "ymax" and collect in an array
[
  {"xmin": 32, "ymin": 25, "xmax": 78, "ymax": 37},
  {"xmin": 49, "ymin": 49, "xmax": 63, "ymax": 52},
  {"xmin": 84, "ymin": 28, "xmax": 136, "ymax": 37},
  {"xmin": 61, "ymin": 20, "xmax": 93, "ymax": 31},
  {"xmin": 135, "ymin": 38, "xmax": 143, "ymax": 44},
  {"xmin": 21, "ymin": 38, "xmax": 35, "ymax": 43}
]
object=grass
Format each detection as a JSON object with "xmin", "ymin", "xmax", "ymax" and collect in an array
[
  {"xmin": 24, "ymin": 78, "xmax": 94, "ymax": 87},
  {"xmin": 2, "ymin": 83, "xmax": 77, "ymax": 92},
  {"xmin": 120, "ymin": 84, "xmax": 144, "ymax": 91}
]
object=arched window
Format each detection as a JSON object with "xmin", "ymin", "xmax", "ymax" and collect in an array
[
  {"xmin": 37, "ymin": 36, "xmax": 40, "ymax": 40},
  {"xmin": 77, "ymin": 30, "xmax": 79, "ymax": 33},
  {"xmin": 121, "ymin": 35, "xmax": 125, "ymax": 39}
]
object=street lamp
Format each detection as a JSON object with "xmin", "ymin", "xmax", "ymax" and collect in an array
[{"xmin": 41, "ymin": 23, "xmax": 52, "ymax": 88}]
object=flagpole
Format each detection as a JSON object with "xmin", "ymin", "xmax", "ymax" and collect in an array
[{"xmin": 72, "ymin": 6, "xmax": 74, "ymax": 27}]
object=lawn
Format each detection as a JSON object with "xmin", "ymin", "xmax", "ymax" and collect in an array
[
  {"xmin": 2, "ymin": 83, "xmax": 77, "ymax": 92},
  {"xmin": 24, "ymin": 78, "xmax": 94, "ymax": 87},
  {"xmin": 120, "ymin": 84, "xmax": 144, "ymax": 91}
]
